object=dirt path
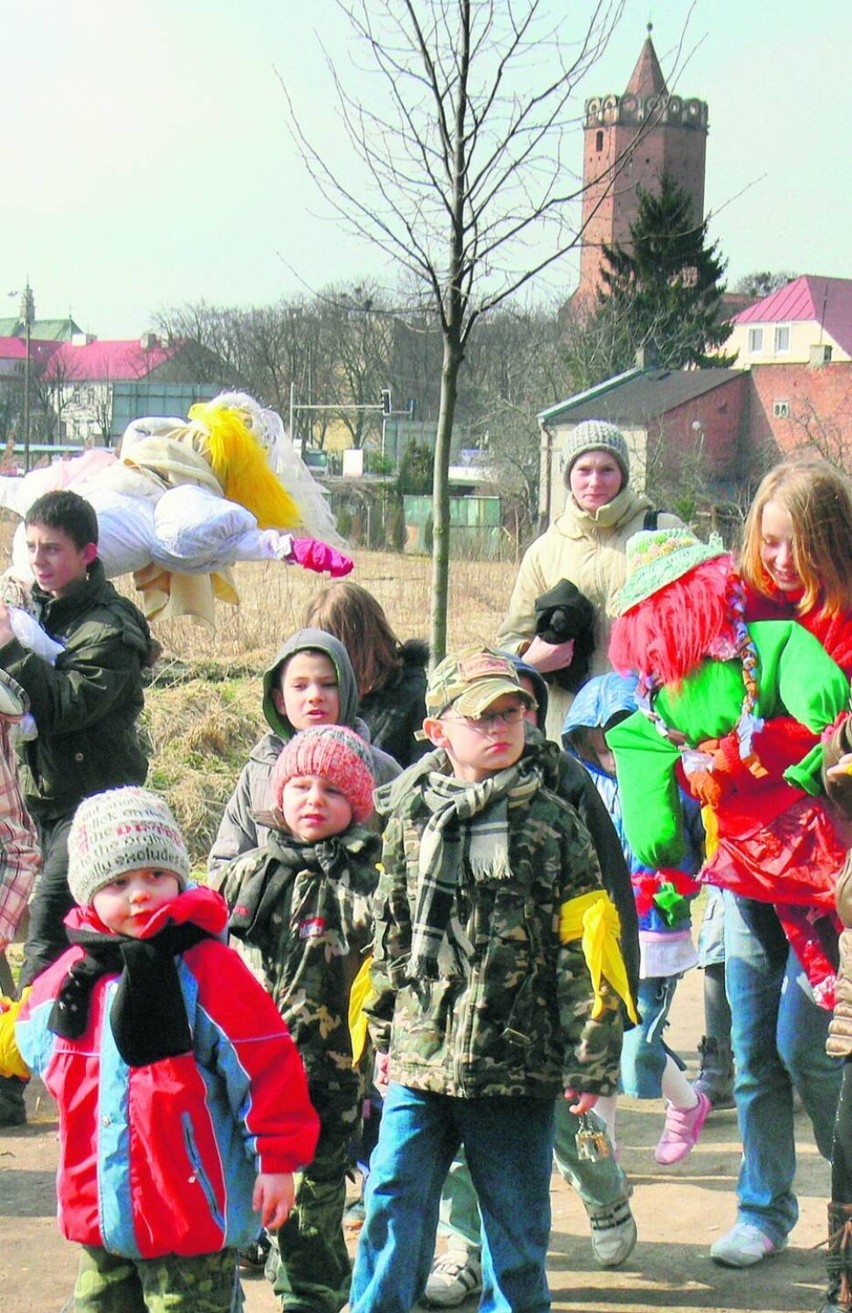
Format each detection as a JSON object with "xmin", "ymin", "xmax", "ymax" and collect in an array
[{"xmin": 0, "ymin": 961, "xmax": 831, "ymax": 1313}]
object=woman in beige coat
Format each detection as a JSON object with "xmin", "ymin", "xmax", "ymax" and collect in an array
[{"xmin": 495, "ymin": 419, "xmax": 682, "ymax": 741}]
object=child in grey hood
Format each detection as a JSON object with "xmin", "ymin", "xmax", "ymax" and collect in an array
[{"xmin": 208, "ymin": 628, "xmax": 400, "ymax": 879}]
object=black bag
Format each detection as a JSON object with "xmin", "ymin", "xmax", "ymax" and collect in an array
[{"xmin": 533, "ymin": 579, "xmax": 596, "ymax": 693}]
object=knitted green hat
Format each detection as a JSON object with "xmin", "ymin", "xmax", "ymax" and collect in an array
[
  {"xmin": 611, "ymin": 528, "xmax": 727, "ymax": 616},
  {"xmin": 562, "ymin": 419, "xmax": 630, "ymax": 487}
]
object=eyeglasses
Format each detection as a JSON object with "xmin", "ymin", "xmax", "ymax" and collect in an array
[{"xmin": 440, "ymin": 703, "xmax": 528, "ymax": 732}]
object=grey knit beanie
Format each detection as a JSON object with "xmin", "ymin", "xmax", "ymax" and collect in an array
[
  {"xmin": 561, "ymin": 419, "xmax": 630, "ymax": 487},
  {"xmin": 68, "ymin": 786, "xmax": 191, "ymax": 906}
]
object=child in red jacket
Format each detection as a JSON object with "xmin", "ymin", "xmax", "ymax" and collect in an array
[{"xmin": 0, "ymin": 785, "xmax": 319, "ymax": 1313}]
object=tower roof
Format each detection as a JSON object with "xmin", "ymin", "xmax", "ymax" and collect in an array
[{"xmin": 624, "ymin": 30, "xmax": 668, "ymax": 98}]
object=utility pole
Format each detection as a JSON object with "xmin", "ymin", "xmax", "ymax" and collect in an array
[{"xmin": 20, "ymin": 283, "xmax": 35, "ymax": 472}]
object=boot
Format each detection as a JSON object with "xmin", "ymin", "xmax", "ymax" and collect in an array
[
  {"xmin": 692, "ymin": 1036, "xmax": 735, "ymax": 1110},
  {"xmin": 819, "ymin": 1202, "xmax": 852, "ymax": 1313}
]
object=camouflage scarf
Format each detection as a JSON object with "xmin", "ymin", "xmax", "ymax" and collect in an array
[{"xmin": 410, "ymin": 760, "xmax": 541, "ymax": 982}]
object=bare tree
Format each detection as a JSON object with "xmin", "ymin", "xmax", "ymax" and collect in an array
[{"xmin": 282, "ymin": 0, "xmax": 634, "ymax": 660}]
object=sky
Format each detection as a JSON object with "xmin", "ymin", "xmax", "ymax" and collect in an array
[{"xmin": 2, "ymin": 0, "xmax": 850, "ymax": 339}]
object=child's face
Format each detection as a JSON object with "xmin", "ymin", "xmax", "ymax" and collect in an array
[
  {"xmin": 424, "ymin": 692, "xmax": 526, "ymax": 782},
  {"xmin": 760, "ymin": 499, "xmax": 802, "ymax": 593},
  {"xmin": 25, "ymin": 521, "xmax": 96, "ymax": 597},
  {"xmin": 574, "ymin": 726, "xmax": 616, "ymax": 776},
  {"xmin": 91, "ymin": 867, "xmax": 181, "ymax": 937},
  {"xmin": 274, "ymin": 651, "xmax": 341, "ymax": 729},
  {"xmin": 281, "ymin": 774, "xmax": 353, "ymax": 842}
]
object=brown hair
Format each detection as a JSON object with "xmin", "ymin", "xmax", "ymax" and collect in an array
[
  {"xmin": 738, "ymin": 459, "xmax": 852, "ymax": 616},
  {"xmin": 304, "ymin": 582, "xmax": 403, "ymax": 698}
]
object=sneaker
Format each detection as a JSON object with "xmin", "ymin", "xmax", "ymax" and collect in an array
[
  {"xmin": 710, "ymin": 1221, "xmax": 788, "ymax": 1267},
  {"xmin": 238, "ymin": 1234, "xmax": 271, "ymax": 1271},
  {"xmin": 586, "ymin": 1195, "xmax": 637, "ymax": 1268},
  {"xmin": 422, "ymin": 1252, "xmax": 483, "ymax": 1308},
  {"xmin": 654, "ymin": 1091, "xmax": 711, "ymax": 1165}
]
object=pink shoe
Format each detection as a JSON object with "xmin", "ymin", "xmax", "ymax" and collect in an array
[{"xmin": 654, "ymin": 1091, "xmax": 711, "ymax": 1165}]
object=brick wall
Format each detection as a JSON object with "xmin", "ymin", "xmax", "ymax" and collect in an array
[{"xmin": 746, "ymin": 362, "xmax": 852, "ymax": 466}]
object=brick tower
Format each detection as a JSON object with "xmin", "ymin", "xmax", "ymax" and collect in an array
[{"xmin": 577, "ymin": 27, "xmax": 709, "ymax": 301}]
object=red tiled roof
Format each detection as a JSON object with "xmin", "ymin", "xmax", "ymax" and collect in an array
[
  {"xmin": 733, "ymin": 275, "xmax": 852, "ymax": 355},
  {"xmin": 624, "ymin": 34, "xmax": 668, "ymax": 98},
  {"xmin": 0, "ymin": 337, "xmax": 64, "ymax": 366},
  {"xmin": 45, "ymin": 339, "xmax": 175, "ymax": 381}
]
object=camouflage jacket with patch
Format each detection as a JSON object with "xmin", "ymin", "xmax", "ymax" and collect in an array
[
  {"xmin": 369, "ymin": 762, "xmax": 623, "ymax": 1099},
  {"xmin": 219, "ymin": 824, "xmax": 382, "ymax": 1098}
]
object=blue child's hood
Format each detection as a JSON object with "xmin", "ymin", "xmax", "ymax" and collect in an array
[{"xmin": 561, "ymin": 672, "xmax": 639, "ymax": 756}]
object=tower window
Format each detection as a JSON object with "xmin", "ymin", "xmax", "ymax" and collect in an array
[{"xmin": 595, "ymin": 130, "xmax": 604, "ymax": 152}]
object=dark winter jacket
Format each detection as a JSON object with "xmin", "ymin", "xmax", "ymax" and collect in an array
[
  {"xmin": 358, "ymin": 638, "xmax": 430, "ymax": 767},
  {"xmin": 0, "ymin": 559, "xmax": 154, "ymax": 819}
]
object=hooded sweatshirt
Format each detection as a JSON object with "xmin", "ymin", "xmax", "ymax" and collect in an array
[{"xmin": 208, "ymin": 629, "xmax": 400, "ymax": 877}]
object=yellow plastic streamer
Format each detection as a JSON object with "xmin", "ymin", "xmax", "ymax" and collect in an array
[
  {"xmin": 0, "ymin": 991, "xmax": 31, "ymax": 1080},
  {"xmin": 189, "ymin": 401, "xmax": 302, "ymax": 530},
  {"xmin": 348, "ymin": 956, "xmax": 377, "ymax": 1066},
  {"xmin": 558, "ymin": 891, "xmax": 638, "ymax": 1024}
]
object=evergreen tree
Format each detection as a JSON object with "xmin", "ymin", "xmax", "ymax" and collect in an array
[{"xmin": 594, "ymin": 173, "xmax": 735, "ymax": 372}]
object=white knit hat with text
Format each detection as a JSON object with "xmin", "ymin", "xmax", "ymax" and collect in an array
[{"xmin": 68, "ymin": 786, "xmax": 191, "ymax": 906}]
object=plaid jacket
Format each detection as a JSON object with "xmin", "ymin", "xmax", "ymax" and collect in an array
[{"xmin": 0, "ymin": 675, "xmax": 40, "ymax": 947}]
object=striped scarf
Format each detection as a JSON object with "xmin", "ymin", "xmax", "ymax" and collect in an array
[{"xmin": 409, "ymin": 759, "xmax": 541, "ymax": 982}]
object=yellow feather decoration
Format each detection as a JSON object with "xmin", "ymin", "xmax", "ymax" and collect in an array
[{"xmin": 189, "ymin": 401, "xmax": 302, "ymax": 530}]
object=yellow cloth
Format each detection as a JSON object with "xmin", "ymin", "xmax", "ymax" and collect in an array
[
  {"xmin": 0, "ymin": 991, "xmax": 31, "ymax": 1080},
  {"xmin": 116, "ymin": 434, "xmax": 237, "ymax": 626},
  {"xmin": 701, "ymin": 804, "xmax": 719, "ymax": 858},
  {"xmin": 558, "ymin": 891, "xmax": 638, "ymax": 1024},
  {"xmin": 348, "ymin": 956, "xmax": 376, "ymax": 1066}
]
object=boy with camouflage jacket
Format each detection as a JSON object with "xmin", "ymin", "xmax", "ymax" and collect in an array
[
  {"xmin": 219, "ymin": 725, "xmax": 381, "ymax": 1313},
  {"xmin": 351, "ymin": 648, "xmax": 629, "ymax": 1313}
]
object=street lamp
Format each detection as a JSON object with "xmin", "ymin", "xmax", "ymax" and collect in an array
[{"xmin": 8, "ymin": 283, "xmax": 35, "ymax": 471}]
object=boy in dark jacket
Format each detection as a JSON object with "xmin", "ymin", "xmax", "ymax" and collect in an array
[
  {"xmin": 219, "ymin": 725, "xmax": 382, "ymax": 1313},
  {"xmin": 0, "ymin": 490, "xmax": 155, "ymax": 997},
  {"xmin": 351, "ymin": 647, "xmax": 629, "ymax": 1313},
  {"xmin": 0, "ymin": 786, "xmax": 319, "ymax": 1313}
]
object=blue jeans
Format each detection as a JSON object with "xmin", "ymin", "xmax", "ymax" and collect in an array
[
  {"xmin": 620, "ymin": 975, "xmax": 683, "ymax": 1099},
  {"xmin": 437, "ymin": 1101, "xmax": 628, "ymax": 1254},
  {"xmin": 350, "ymin": 1083, "xmax": 554, "ymax": 1313},
  {"xmin": 724, "ymin": 892, "xmax": 842, "ymax": 1244}
]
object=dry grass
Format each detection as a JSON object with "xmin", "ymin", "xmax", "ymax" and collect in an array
[{"xmin": 148, "ymin": 550, "xmax": 518, "ymax": 663}]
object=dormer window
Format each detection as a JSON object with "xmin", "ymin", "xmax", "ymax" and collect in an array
[{"xmin": 774, "ymin": 325, "xmax": 791, "ymax": 354}]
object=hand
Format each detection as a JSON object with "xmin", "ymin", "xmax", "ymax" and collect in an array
[
  {"xmin": 522, "ymin": 635, "xmax": 575, "ymax": 674},
  {"xmin": 0, "ymin": 602, "xmax": 15, "ymax": 648},
  {"xmin": 289, "ymin": 537, "xmax": 354, "ymax": 578},
  {"xmin": 827, "ymin": 754, "xmax": 852, "ymax": 780},
  {"xmin": 252, "ymin": 1171, "xmax": 296, "ymax": 1230},
  {"xmin": 373, "ymin": 1049, "xmax": 391, "ymax": 1097},
  {"xmin": 564, "ymin": 1087, "xmax": 598, "ymax": 1115}
]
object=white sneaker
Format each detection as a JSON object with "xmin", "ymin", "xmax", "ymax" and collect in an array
[
  {"xmin": 710, "ymin": 1221, "xmax": 787, "ymax": 1267},
  {"xmin": 585, "ymin": 1195, "xmax": 638, "ymax": 1268},
  {"xmin": 422, "ymin": 1252, "xmax": 483, "ymax": 1307}
]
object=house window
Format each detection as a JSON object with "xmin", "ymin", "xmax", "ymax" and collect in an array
[
  {"xmin": 748, "ymin": 328, "xmax": 764, "ymax": 353},
  {"xmin": 773, "ymin": 400, "xmax": 790, "ymax": 418},
  {"xmin": 774, "ymin": 325, "xmax": 790, "ymax": 354}
]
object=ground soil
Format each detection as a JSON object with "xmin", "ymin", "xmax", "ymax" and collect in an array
[{"xmin": 0, "ymin": 961, "xmax": 830, "ymax": 1313}]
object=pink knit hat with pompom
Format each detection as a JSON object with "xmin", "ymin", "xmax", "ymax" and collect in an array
[{"xmin": 271, "ymin": 725, "xmax": 376, "ymax": 824}]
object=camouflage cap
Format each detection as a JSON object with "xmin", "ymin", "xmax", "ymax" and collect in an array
[{"xmin": 426, "ymin": 646, "xmax": 535, "ymax": 719}]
